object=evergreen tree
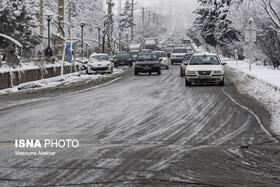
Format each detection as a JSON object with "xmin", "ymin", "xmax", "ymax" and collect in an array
[
  {"xmin": 194, "ymin": 0, "xmax": 240, "ymax": 56},
  {"xmin": 0, "ymin": 0, "xmax": 40, "ymax": 56},
  {"xmin": 118, "ymin": 0, "xmax": 134, "ymax": 32}
]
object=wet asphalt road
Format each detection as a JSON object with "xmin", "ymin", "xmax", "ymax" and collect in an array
[{"xmin": 0, "ymin": 65, "xmax": 279, "ymax": 186}]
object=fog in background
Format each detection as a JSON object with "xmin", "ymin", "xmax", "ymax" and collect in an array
[{"xmin": 113, "ymin": 0, "xmax": 198, "ymax": 32}]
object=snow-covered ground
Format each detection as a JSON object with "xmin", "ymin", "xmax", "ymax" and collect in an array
[
  {"xmin": 222, "ymin": 58, "xmax": 280, "ymax": 135},
  {"xmin": 0, "ymin": 60, "xmax": 80, "ymax": 74},
  {"xmin": 0, "ymin": 68, "xmax": 124, "ymax": 95}
]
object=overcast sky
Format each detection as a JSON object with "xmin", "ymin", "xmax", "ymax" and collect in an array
[
  {"xmin": 112, "ymin": 0, "xmax": 198, "ymax": 16},
  {"xmin": 103, "ymin": 0, "xmax": 199, "ymax": 30}
]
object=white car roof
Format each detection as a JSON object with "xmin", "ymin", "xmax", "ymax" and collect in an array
[
  {"xmin": 192, "ymin": 53, "xmax": 218, "ymax": 56},
  {"xmin": 173, "ymin": 47, "xmax": 187, "ymax": 49},
  {"xmin": 152, "ymin": 51, "xmax": 166, "ymax": 53},
  {"xmin": 90, "ymin": 53, "xmax": 108, "ymax": 57}
]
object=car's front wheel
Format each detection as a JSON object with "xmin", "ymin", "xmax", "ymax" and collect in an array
[
  {"xmin": 185, "ymin": 78, "xmax": 190, "ymax": 86},
  {"xmin": 180, "ymin": 68, "xmax": 184, "ymax": 77},
  {"xmin": 158, "ymin": 69, "xmax": 161, "ymax": 75},
  {"xmin": 219, "ymin": 78, "xmax": 224, "ymax": 86},
  {"xmin": 134, "ymin": 69, "xmax": 138, "ymax": 75}
]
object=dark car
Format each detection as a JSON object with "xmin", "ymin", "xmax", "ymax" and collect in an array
[
  {"xmin": 134, "ymin": 54, "xmax": 161, "ymax": 75},
  {"xmin": 129, "ymin": 50, "xmax": 140, "ymax": 62},
  {"xmin": 113, "ymin": 52, "xmax": 132, "ymax": 67}
]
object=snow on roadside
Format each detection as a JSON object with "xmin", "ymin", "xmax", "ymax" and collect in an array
[
  {"xmin": 0, "ymin": 60, "xmax": 80, "ymax": 74},
  {"xmin": 0, "ymin": 68, "xmax": 124, "ymax": 95},
  {"xmin": 222, "ymin": 58, "xmax": 280, "ymax": 135}
]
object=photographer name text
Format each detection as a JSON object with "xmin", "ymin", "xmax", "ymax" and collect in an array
[{"xmin": 15, "ymin": 139, "xmax": 79, "ymax": 148}]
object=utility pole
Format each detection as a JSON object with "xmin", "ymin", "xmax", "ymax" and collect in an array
[
  {"xmin": 141, "ymin": 7, "xmax": 145, "ymax": 25},
  {"xmin": 148, "ymin": 11, "xmax": 151, "ymax": 26},
  {"xmin": 153, "ymin": 13, "xmax": 156, "ymax": 24},
  {"xmin": 140, "ymin": 7, "xmax": 145, "ymax": 44},
  {"xmin": 131, "ymin": 0, "xmax": 134, "ymax": 41},
  {"xmin": 57, "ymin": 0, "xmax": 64, "ymax": 60}
]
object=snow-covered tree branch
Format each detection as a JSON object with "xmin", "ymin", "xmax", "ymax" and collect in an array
[{"xmin": 262, "ymin": 0, "xmax": 280, "ymax": 30}]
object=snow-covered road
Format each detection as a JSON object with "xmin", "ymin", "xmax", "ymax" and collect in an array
[{"xmin": 0, "ymin": 65, "xmax": 279, "ymax": 186}]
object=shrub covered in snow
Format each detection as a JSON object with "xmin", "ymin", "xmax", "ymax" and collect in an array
[{"xmin": 0, "ymin": 0, "xmax": 40, "ymax": 57}]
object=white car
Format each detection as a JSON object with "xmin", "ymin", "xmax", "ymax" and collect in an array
[
  {"xmin": 185, "ymin": 53, "xmax": 226, "ymax": 86},
  {"xmin": 171, "ymin": 47, "xmax": 188, "ymax": 64},
  {"xmin": 152, "ymin": 51, "xmax": 170, "ymax": 69},
  {"xmin": 87, "ymin": 53, "xmax": 114, "ymax": 74}
]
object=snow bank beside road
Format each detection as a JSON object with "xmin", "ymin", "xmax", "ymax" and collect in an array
[
  {"xmin": 222, "ymin": 59, "xmax": 280, "ymax": 135},
  {"xmin": 0, "ymin": 60, "xmax": 80, "ymax": 73},
  {"xmin": 0, "ymin": 68, "xmax": 124, "ymax": 95}
]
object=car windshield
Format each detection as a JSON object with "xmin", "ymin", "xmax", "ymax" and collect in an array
[
  {"xmin": 189, "ymin": 56, "xmax": 220, "ymax": 65},
  {"xmin": 129, "ymin": 52, "xmax": 139, "ymax": 56},
  {"xmin": 116, "ymin": 53, "xmax": 129, "ymax": 58},
  {"xmin": 153, "ymin": 52, "xmax": 167, "ymax": 57},
  {"xmin": 137, "ymin": 54, "xmax": 159, "ymax": 61},
  {"xmin": 165, "ymin": 48, "xmax": 173, "ymax": 52},
  {"xmin": 182, "ymin": 40, "xmax": 191, "ymax": 44},
  {"xmin": 90, "ymin": 55, "xmax": 109, "ymax": 61},
  {"xmin": 183, "ymin": 54, "xmax": 193, "ymax": 61},
  {"xmin": 173, "ymin": 48, "xmax": 188, "ymax": 53}
]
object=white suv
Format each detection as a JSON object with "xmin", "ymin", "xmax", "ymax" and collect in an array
[
  {"xmin": 171, "ymin": 47, "xmax": 188, "ymax": 64},
  {"xmin": 185, "ymin": 53, "xmax": 226, "ymax": 86}
]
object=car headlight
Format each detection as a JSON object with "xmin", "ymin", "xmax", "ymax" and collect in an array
[
  {"xmin": 187, "ymin": 71, "xmax": 196, "ymax": 74},
  {"xmin": 106, "ymin": 64, "xmax": 111, "ymax": 67},
  {"xmin": 213, "ymin": 71, "xmax": 223, "ymax": 74}
]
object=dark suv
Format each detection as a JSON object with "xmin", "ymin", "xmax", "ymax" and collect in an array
[
  {"xmin": 113, "ymin": 52, "xmax": 132, "ymax": 67},
  {"xmin": 134, "ymin": 54, "xmax": 161, "ymax": 75}
]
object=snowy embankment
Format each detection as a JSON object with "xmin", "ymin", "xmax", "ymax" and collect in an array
[
  {"xmin": 0, "ymin": 68, "xmax": 124, "ymax": 95},
  {"xmin": 0, "ymin": 60, "xmax": 78, "ymax": 74},
  {"xmin": 222, "ymin": 58, "xmax": 280, "ymax": 135}
]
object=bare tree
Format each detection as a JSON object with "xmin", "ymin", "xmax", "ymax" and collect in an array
[
  {"xmin": 262, "ymin": 0, "xmax": 280, "ymax": 68},
  {"xmin": 262, "ymin": 0, "xmax": 280, "ymax": 31}
]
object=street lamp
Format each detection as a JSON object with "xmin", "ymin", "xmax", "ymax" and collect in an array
[
  {"xmin": 119, "ymin": 32, "xmax": 121, "ymax": 51},
  {"xmin": 96, "ymin": 26, "xmax": 101, "ymax": 51},
  {"xmin": 45, "ymin": 13, "xmax": 53, "ymax": 57},
  {"xmin": 80, "ymin": 22, "xmax": 86, "ymax": 59},
  {"xmin": 126, "ymin": 32, "xmax": 129, "ymax": 52}
]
